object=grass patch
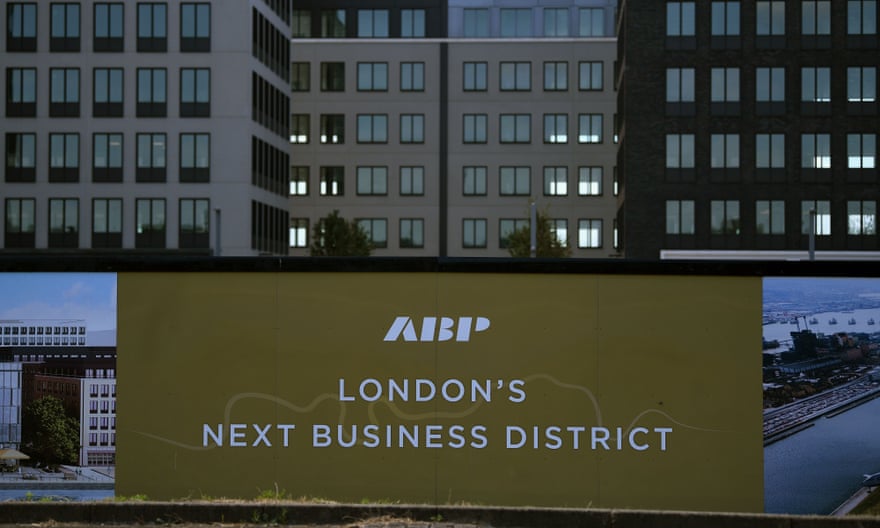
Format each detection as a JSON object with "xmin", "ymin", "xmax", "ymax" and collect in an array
[{"xmin": 850, "ymin": 487, "xmax": 880, "ymax": 515}]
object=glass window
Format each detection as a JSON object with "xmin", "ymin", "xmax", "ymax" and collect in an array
[
  {"xmin": 49, "ymin": 133, "xmax": 79, "ymax": 182},
  {"xmin": 666, "ymin": 134, "xmax": 695, "ymax": 168},
  {"xmin": 756, "ymin": 134, "xmax": 786, "ymax": 168},
  {"xmin": 500, "ymin": 114, "xmax": 531, "ymax": 143},
  {"xmin": 848, "ymin": 134, "xmax": 877, "ymax": 168},
  {"xmin": 667, "ymin": 2, "xmax": 696, "ymax": 36},
  {"xmin": 289, "ymin": 114, "xmax": 309, "ymax": 144},
  {"xmin": 543, "ymin": 167, "xmax": 567, "ymax": 196},
  {"xmin": 93, "ymin": 68, "xmax": 123, "ymax": 117},
  {"xmin": 756, "ymin": 67, "xmax": 785, "ymax": 101},
  {"xmin": 464, "ymin": 62, "xmax": 487, "ymax": 91},
  {"xmin": 401, "ymin": 9, "xmax": 425, "ymax": 38},
  {"xmin": 579, "ymin": 167, "xmax": 602, "ymax": 196},
  {"xmin": 7, "ymin": 3, "xmax": 37, "ymax": 51},
  {"xmin": 711, "ymin": 134, "xmax": 740, "ymax": 168},
  {"xmin": 51, "ymin": 3, "xmax": 81, "ymax": 51},
  {"xmin": 801, "ymin": 134, "xmax": 832, "ymax": 168},
  {"xmin": 550, "ymin": 219, "xmax": 568, "ymax": 247},
  {"xmin": 321, "ymin": 62, "xmax": 344, "ymax": 92},
  {"xmin": 711, "ymin": 68, "xmax": 740, "ymax": 101},
  {"xmin": 320, "ymin": 114, "xmax": 344, "ymax": 144},
  {"xmin": 579, "ymin": 62, "xmax": 603, "ymax": 91},
  {"xmin": 578, "ymin": 219, "xmax": 603, "ymax": 248},
  {"xmin": 136, "ymin": 132, "xmax": 166, "ymax": 182},
  {"xmin": 756, "ymin": 200, "xmax": 785, "ymax": 235},
  {"xmin": 48, "ymin": 198, "xmax": 79, "ymax": 248},
  {"xmin": 400, "ymin": 167, "xmax": 424, "ymax": 196},
  {"xmin": 848, "ymin": 0, "xmax": 878, "ymax": 34},
  {"xmin": 356, "ymin": 167, "xmax": 388, "ymax": 195},
  {"xmin": 319, "ymin": 166, "xmax": 344, "ymax": 196},
  {"xmin": 500, "ymin": 62, "xmax": 531, "ymax": 91},
  {"xmin": 289, "ymin": 166, "xmax": 308, "ymax": 196},
  {"xmin": 544, "ymin": 8, "xmax": 569, "ymax": 37},
  {"xmin": 463, "ymin": 9, "xmax": 489, "ymax": 37},
  {"xmin": 400, "ymin": 114, "xmax": 424, "ymax": 144},
  {"xmin": 463, "ymin": 114, "xmax": 487, "ymax": 144},
  {"xmin": 544, "ymin": 62, "xmax": 568, "ymax": 91},
  {"xmin": 179, "ymin": 133, "xmax": 210, "ymax": 182},
  {"xmin": 358, "ymin": 9, "xmax": 389, "ymax": 38},
  {"xmin": 401, "ymin": 63, "xmax": 424, "ymax": 91},
  {"xmin": 499, "ymin": 166, "xmax": 530, "ymax": 196},
  {"xmin": 180, "ymin": 3, "xmax": 210, "ymax": 51},
  {"xmin": 711, "ymin": 1, "xmax": 740, "ymax": 35},
  {"xmin": 802, "ymin": 1, "xmax": 831, "ymax": 34},
  {"xmin": 291, "ymin": 62, "xmax": 310, "ymax": 92},
  {"xmin": 848, "ymin": 67, "xmax": 877, "ymax": 102},
  {"xmin": 6, "ymin": 68, "xmax": 36, "ymax": 117},
  {"xmin": 578, "ymin": 114, "xmax": 603, "ymax": 144},
  {"xmin": 579, "ymin": 7, "xmax": 604, "ymax": 36},
  {"xmin": 802, "ymin": 67, "xmax": 831, "ymax": 102},
  {"xmin": 92, "ymin": 198, "xmax": 122, "ymax": 248},
  {"xmin": 357, "ymin": 218, "xmax": 387, "ymax": 248},
  {"xmin": 399, "ymin": 219, "xmax": 424, "ymax": 248},
  {"xmin": 848, "ymin": 201, "xmax": 877, "ymax": 235},
  {"xmin": 180, "ymin": 68, "xmax": 210, "ymax": 117},
  {"xmin": 499, "ymin": 219, "xmax": 528, "ymax": 249},
  {"xmin": 289, "ymin": 218, "xmax": 308, "ymax": 248},
  {"xmin": 543, "ymin": 114, "xmax": 568, "ymax": 144},
  {"xmin": 357, "ymin": 115, "xmax": 388, "ymax": 143},
  {"xmin": 135, "ymin": 198, "xmax": 166, "ymax": 248},
  {"xmin": 92, "ymin": 133, "xmax": 122, "ymax": 181},
  {"xmin": 179, "ymin": 198, "xmax": 209, "ymax": 249},
  {"xmin": 94, "ymin": 3, "xmax": 124, "ymax": 51},
  {"xmin": 4, "ymin": 133, "xmax": 36, "ymax": 182},
  {"xmin": 462, "ymin": 219, "xmax": 487, "ymax": 248},
  {"xmin": 137, "ymin": 2, "xmax": 167, "ymax": 51},
  {"xmin": 801, "ymin": 200, "xmax": 831, "ymax": 235},
  {"xmin": 357, "ymin": 63, "xmax": 387, "ymax": 91},
  {"xmin": 137, "ymin": 68, "xmax": 166, "ymax": 117},
  {"xmin": 756, "ymin": 1, "xmax": 785, "ymax": 35},
  {"xmin": 321, "ymin": 9, "xmax": 345, "ymax": 37},
  {"xmin": 500, "ymin": 8, "xmax": 532, "ymax": 37},
  {"xmin": 463, "ymin": 166, "xmax": 487, "ymax": 195},
  {"xmin": 50, "ymin": 68, "xmax": 79, "ymax": 117},
  {"xmin": 710, "ymin": 200, "xmax": 740, "ymax": 235},
  {"xmin": 5, "ymin": 198, "xmax": 36, "ymax": 247},
  {"xmin": 666, "ymin": 68, "xmax": 695, "ymax": 102}
]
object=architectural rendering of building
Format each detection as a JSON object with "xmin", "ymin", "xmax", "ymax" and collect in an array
[
  {"xmin": 617, "ymin": 0, "xmax": 880, "ymax": 259},
  {"xmin": 2, "ymin": 1, "xmax": 291, "ymax": 256}
]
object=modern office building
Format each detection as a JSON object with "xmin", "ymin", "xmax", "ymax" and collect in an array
[
  {"xmin": 617, "ymin": 0, "xmax": 880, "ymax": 260},
  {"xmin": 2, "ymin": 1, "xmax": 291, "ymax": 256},
  {"xmin": 289, "ymin": 1, "xmax": 620, "ymax": 257}
]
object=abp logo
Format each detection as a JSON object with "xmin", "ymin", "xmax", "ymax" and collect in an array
[{"xmin": 383, "ymin": 316, "xmax": 491, "ymax": 342}]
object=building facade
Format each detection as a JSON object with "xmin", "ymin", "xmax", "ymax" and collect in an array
[
  {"xmin": 289, "ymin": 1, "xmax": 620, "ymax": 257},
  {"xmin": 2, "ymin": 1, "xmax": 291, "ymax": 256},
  {"xmin": 618, "ymin": 0, "xmax": 880, "ymax": 259}
]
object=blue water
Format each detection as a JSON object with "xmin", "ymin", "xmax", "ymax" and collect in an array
[
  {"xmin": 764, "ymin": 396, "xmax": 880, "ymax": 514},
  {"xmin": 0, "ymin": 489, "xmax": 113, "ymax": 502}
]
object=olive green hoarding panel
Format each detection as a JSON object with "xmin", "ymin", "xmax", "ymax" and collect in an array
[{"xmin": 117, "ymin": 273, "xmax": 761, "ymax": 511}]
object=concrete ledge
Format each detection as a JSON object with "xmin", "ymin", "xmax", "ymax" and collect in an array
[{"xmin": 0, "ymin": 503, "xmax": 878, "ymax": 527}]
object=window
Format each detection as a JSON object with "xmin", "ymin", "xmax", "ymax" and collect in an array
[
  {"xmin": 137, "ymin": 2, "xmax": 167, "ymax": 52},
  {"xmin": 463, "ymin": 114, "xmax": 487, "ymax": 144},
  {"xmin": 180, "ymin": 3, "xmax": 210, "ymax": 52},
  {"xmin": 462, "ymin": 219, "xmax": 487, "ymax": 248},
  {"xmin": 848, "ymin": 201, "xmax": 877, "ymax": 235},
  {"xmin": 356, "ymin": 166, "xmax": 387, "ymax": 195},
  {"xmin": 137, "ymin": 68, "xmax": 166, "ymax": 117},
  {"xmin": 578, "ymin": 219, "xmax": 602, "ymax": 248},
  {"xmin": 401, "ymin": 63, "xmax": 424, "ymax": 91},
  {"xmin": 544, "ymin": 8, "xmax": 569, "ymax": 37},
  {"xmin": 500, "ymin": 62, "xmax": 531, "ymax": 91},
  {"xmin": 848, "ymin": 67, "xmax": 877, "ymax": 102},
  {"xmin": 579, "ymin": 167, "xmax": 602, "ymax": 196},
  {"xmin": 757, "ymin": 1, "xmax": 785, "ymax": 35},
  {"xmin": 94, "ymin": 3, "xmax": 124, "ymax": 52},
  {"xmin": 320, "ymin": 114, "xmax": 344, "ymax": 144},
  {"xmin": 711, "ymin": 67, "xmax": 740, "ymax": 114},
  {"xmin": 710, "ymin": 200, "xmax": 740, "ymax": 235},
  {"xmin": 136, "ymin": 133, "xmax": 166, "ymax": 182},
  {"xmin": 92, "ymin": 199, "xmax": 122, "ymax": 248},
  {"xmin": 7, "ymin": 3, "xmax": 36, "ymax": 52},
  {"xmin": 803, "ymin": 1, "xmax": 831, "ymax": 34},
  {"xmin": 463, "ymin": 9, "xmax": 489, "ymax": 37},
  {"xmin": 400, "ymin": 167, "xmax": 424, "ymax": 196},
  {"xmin": 5, "ymin": 198, "xmax": 35, "ymax": 248},
  {"xmin": 5, "ymin": 133, "xmax": 35, "ymax": 182},
  {"xmin": 544, "ymin": 62, "xmax": 568, "ymax": 91},
  {"xmin": 463, "ymin": 167, "xmax": 487, "ymax": 195},
  {"xmin": 136, "ymin": 198, "xmax": 165, "ymax": 248},
  {"xmin": 666, "ymin": 134, "xmax": 695, "ymax": 168},
  {"xmin": 756, "ymin": 200, "xmax": 785, "ymax": 235},
  {"xmin": 400, "ymin": 115, "xmax": 425, "ymax": 144},
  {"xmin": 289, "ymin": 218, "xmax": 308, "ymax": 248},
  {"xmin": 291, "ymin": 62, "xmax": 310, "ymax": 92},
  {"xmin": 756, "ymin": 67, "xmax": 785, "ymax": 114},
  {"xmin": 289, "ymin": 166, "xmax": 308, "ymax": 196},
  {"xmin": 49, "ymin": 133, "xmax": 79, "ymax": 182},
  {"xmin": 321, "ymin": 63, "xmax": 344, "ymax": 92},
  {"xmin": 400, "ymin": 218, "xmax": 424, "ymax": 248},
  {"xmin": 499, "ymin": 167, "xmax": 530, "ymax": 196},
  {"xmin": 801, "ymin": 134, "xmax": 831, "ymax": 168},
  {"xmin": 180, "ymin": 68, "xmax": 210, "ymax": 117},
  {"xmin": 667, "ymin": 2, "xmax": 696, "ymax": 36},
  {"xmin": 320, "ymin": 166, "xmax": 343, "ymax": 196},
  {"xmin": 357, "ymin": 115, "xmax": 387, "ymax": 143},
  {"xmin": 358, "ymin": 9, "xmax": 389, "ymax": 38},
  {"xmin": 290, "ymin": 114, "xmax": 309, "ymax": 144},
  {"xmin": 401, "ymin": 9, "xmax": 425, "ymax": 38},
  {"xmin": 463, "ymin": 62, "xmax": 487, "ymax": 91},
  {"xmin": 180, "ymin": 133, "xmax": 210, "ymax": 182},
  {"xmin": 93, "ymin": 68, "xmax": 123, "ymax": 117},
  {"xmin": 711, "ymin": 1, "xmax": 740, "ymax": 35},
  {"xmin": 179, "ymin": 198, "xmax": 209, "ymax": 249},
  {"xmin": 357, "ymin": 63, "xmax": 387, "ymax": 91},
  {"xmin": 579, "ymin": 7, "xmax": 604, "ymax": 36},
  {"xmin": 848, "ymin": 0, "xmax": 877, "ymax": 34},
  {"xmin": 51, "ymin": 3, "xmax": 80, "ymax": 51},
  {"xmin": 550, "ymin": 219, "xmax": 568, "ymax": 247},
  {"xmin": 848, "ymin": 134, "xmax": 877, "ymax": 168},
  {"xmin": 499, "ymin": 219, "xmax": 528, "ymax": 249},
  {"xmin": 578, "ymin": 114, "xmax": 603, "ymax": 143},
  {"xmin": 543, "ymin": 114, "xmax": 568, "ymax": 144},
  {"xmin": 667, "ymin": 68, "xmax": 695, "ymax": 114},
  {"xmin": 6, "ymin": 68, "xmax": 36, "ymax": 117},
  {"xmin": 801, "ymin": 200, "xmax": 831, "ymax": 235},
  {"xmin": 50, "ymin": 68, "xmax": 79, "ymax": 117},
  {"xmin": 756, "ymin": 134, "xmax": 786, "ymax": 168},
  {"xmin": 500, "ymin": 114, "xmax": 531, "ymax": 143},
  {"xmin": 48, "ymin": 198, "xmax": 78, "ymax": 248},
  {"xmin": 321, "ymin": 9, "xmax": 345, "ymax": 37},
  {"xmin": 802, "ymin": 67, "xmax": 831, "ymax": 103},
  {"xmin": 711, "ymin": 134, "xmax": 740, "ymax": 168},
  {"xmin": 357, "ymin": 218, "xmax": 387, "ymax": 248},
  {"xmin": 93, "ymin": 133, "xmax": 122, "ymax": 182},
  {"xmin": 543, "ymin": 167, "xmax": 567, "ymax": 196},
  {"xmin": 500, "ymin": 8, "xmax": 532, "ymax": 37},
  {"xmin": 579, "ymin": 62, "xmax": 603, "ymax": 91}
]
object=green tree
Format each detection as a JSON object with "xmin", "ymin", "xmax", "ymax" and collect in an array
[
  {"xmin": 506, "ymin": 212, "xmax": 572, "ymax": 258},
  {"xmin": 309, "ymin": 210, "xmax": 372, "ymax": 256},
  {"xmin": 21, "ymin": 396, "xmax": 79, "ymax": 468}
]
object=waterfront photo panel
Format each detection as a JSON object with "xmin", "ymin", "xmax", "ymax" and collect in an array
[{"xmin": 117, "ymin": 272, "xmax": 762, "ymax": 511}]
